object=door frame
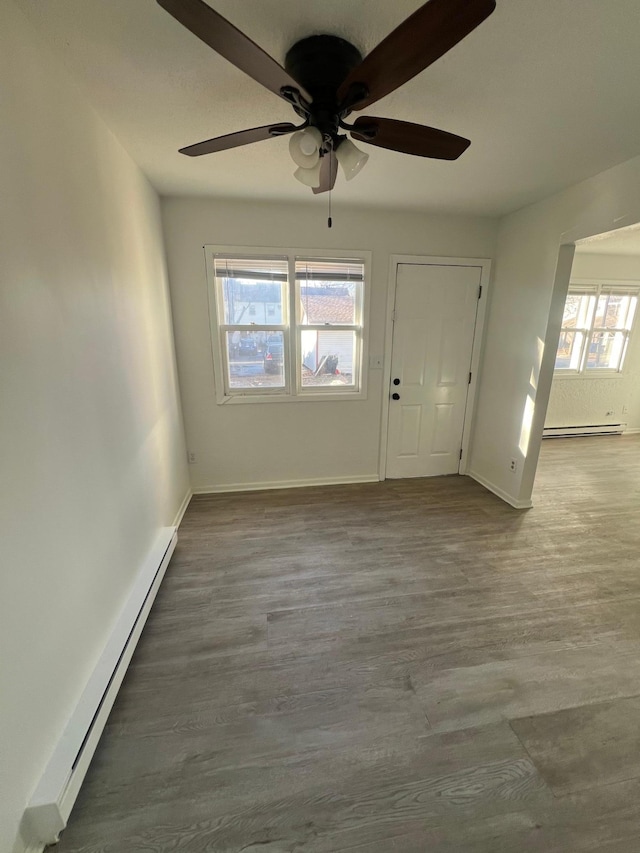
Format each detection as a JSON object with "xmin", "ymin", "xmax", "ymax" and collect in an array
[{"xmin": 378, "ymin": 255, "xmax": 492, "ymax": 480}]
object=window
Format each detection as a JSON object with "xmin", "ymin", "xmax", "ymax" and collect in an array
[
  {"xmin": 297, "ymin": 258, "xmax": 362, "ymax": 390},
  {"xmin": 206, "ymin": 248, "xmax": 369, "ymax": 402},
  {"xmin": 555, "ymin": 283, "xmax": 639, "ymax": 374}
]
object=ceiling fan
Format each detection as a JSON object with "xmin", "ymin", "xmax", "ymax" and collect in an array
[{"xmin": 156, "ymin": 0, "xmax": 496, "ymax": 194}]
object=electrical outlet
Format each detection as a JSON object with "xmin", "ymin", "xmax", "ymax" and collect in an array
[
  {"xmin": 622, "ymin": 405, "xmax": 629, "ymax": 415},
  {"xmin": 509, "ymin": 458, "xmax": 517, "ymax": 473},
  {"xmin": 188, "ymin": 451, "xmax": 196, "ymax": 464}
]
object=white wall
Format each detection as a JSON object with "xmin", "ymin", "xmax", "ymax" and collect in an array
[
  {"xmin": 161, "ymin": 197, "xmax": 497, "ymax": 491},
  {"xmin": 469, "ymin": 153, "xmax": 640, "ymax": 507},
  {"xmin": 545, "ymin": 252, "xmax": 640, "ymax": 431},
  {"xmin": 573, "ymin": 252, "xmax": 640, "ymax": 280},
  {"xmin": 0, "ymin": 4, "xmax": 189, "ymax": 851}
]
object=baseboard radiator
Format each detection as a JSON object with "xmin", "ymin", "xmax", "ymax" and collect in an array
[
  {"xmin": 23, "ymin": 527, "xmax": 177, "ymax": 849},
  {"xmin": 543, "ymin": 423, "xmax": 627, "ymax": 438}
]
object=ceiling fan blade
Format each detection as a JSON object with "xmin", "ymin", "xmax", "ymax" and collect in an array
[
  {"xmin": 157, "ymin": 0, "xmax": 310, "ymax": 102},
  {"xmin": 312, "ymin": 150, "xmax": 338, "ymax": 194},
  {"xmin": 179, "ymin": 122, "xmax": 298, "ymax": 156},
  {"xmin": 337, "ymin": 0, "xmax": 496, "ymax": 111},
  {"xmin": 351, "ymin": 116, "xmax": 470, "ymax": 160}
]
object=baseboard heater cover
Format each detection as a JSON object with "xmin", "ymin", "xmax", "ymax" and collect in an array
[
  {"xmin": 23, "ymin": 527, "xmax": 177, "ymax": 848},
  {"xmin": 543, "ymin": 423, "xmax": 627, "ymax": 438}
]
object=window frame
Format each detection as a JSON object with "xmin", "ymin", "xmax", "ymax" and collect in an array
[
  {"xmin": 205, "ymin": 245, "xmax": 371, "ymax": 404},
  {"xmin": 554, "ymin": 279, "xmax": 640, "ymax": 378}
]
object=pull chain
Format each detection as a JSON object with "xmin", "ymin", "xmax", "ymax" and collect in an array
[{"xmin": 328, "ymin": 151, "xmax": 333, "ymax": 228}]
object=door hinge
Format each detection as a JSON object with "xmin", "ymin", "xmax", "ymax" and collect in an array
[
  {"xmin": 391, "ymin": 309, "xmax": 397, "ymax": 322},
  {"xmin": 468, "ymin": 371, "xmax": 472, "ymax": 384},
  {"xmin": 459, "ymin": 448, "xmax": 463, "ymax": 461},
  {"xmin": 478, "ymin": 285, "xmax": 483, "ymax": 299}
]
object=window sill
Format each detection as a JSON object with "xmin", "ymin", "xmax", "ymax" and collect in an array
[
  {"xmin": 553, "ymin": 371, "xmax": 625, "ymax": 380},
  {"xmin": 217, "ymin": 390, "xmax": 367, "ymax": 405}
]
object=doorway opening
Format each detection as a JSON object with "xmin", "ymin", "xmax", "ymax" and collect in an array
[
  {"xmin": 532, "ymin": 222, "xmax": 640, "ymax": 501},
  {"xmin": 545, "ymin": 226, "xmax": 640, "ymax": 440}
]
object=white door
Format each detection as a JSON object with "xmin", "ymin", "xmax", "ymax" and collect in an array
[{"xmin": 386, "ymin": 263, "xmax": 481, "ymax": 478}]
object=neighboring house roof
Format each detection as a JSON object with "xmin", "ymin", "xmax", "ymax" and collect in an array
[{"xmin": 300, "ymin": 294, "xmax": 354, "ymax": 325}]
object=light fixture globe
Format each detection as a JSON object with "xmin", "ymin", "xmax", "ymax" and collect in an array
[
  {"xmin": 293, "ymin": 160, "xmax": 322, "ymax": 188},
  {"xmin": 336, "ymin": 138, "xmax": 369, "ymax": 181},
  {"xmin": 288, "ymin": 127, "xmax": 323, "ymax": 169}
]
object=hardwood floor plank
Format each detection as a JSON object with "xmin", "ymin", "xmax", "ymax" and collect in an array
[
  {"xmin": 510, "ymin": 695, "xmax": 640, "ymax": 795},
  {"xmin": 324, "ymin": 777, "xmax": 640, "ymax": 852},
  {"xmin": 410, "ymin": 641, "xmax": 640, "ymax": 732}
]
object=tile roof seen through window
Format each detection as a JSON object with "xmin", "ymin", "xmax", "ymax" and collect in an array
[{"xmin": 300, "ymin": 294, "xmax": 355, "ymax": 324}]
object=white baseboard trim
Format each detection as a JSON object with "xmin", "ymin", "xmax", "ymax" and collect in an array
[
  {"xmin": 172, "ymin": 488, "xmax": 193, "ymax": 527},
  {"xmin": 193, "ymin": 474, "xmax": 379, "ymax": 495},
  {"xmin": 467, "ymin": 470, "xmax": 533, "ymax": 510},
  {"xmin": 623, "ymin": 427, "xmax": 640, "ymax": 435},
  {"xmin": 22, "ymin": 526, "xmax": 177, "ymax": 848}
]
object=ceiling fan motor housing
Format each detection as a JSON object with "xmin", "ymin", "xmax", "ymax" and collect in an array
[{"xmin": 284, "ymin": 35, "xmax": 363, "ymax": 139}]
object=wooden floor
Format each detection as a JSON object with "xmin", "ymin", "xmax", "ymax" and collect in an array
[{"xmin": 57, "ymin": 436, "xmax": 640, "ymax": 852}]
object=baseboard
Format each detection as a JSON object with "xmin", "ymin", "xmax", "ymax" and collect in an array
[
  {"xmin": 172, "ymin": 488, "xmax": 193, "ymax": 527},
  {"xmin": 623, "ymin": 427, "xmax": 640, "ymax": 435},
  {"xmin": 193, "ymin": 474, "xmax": 379, "ymax": 494},
  {"xmin": 467, "ymin": 470, "xmax": 532, "ymax": 510},
  {"xmin": 22, "ymin": 526, "xmax": 177, "ymax": 848}
]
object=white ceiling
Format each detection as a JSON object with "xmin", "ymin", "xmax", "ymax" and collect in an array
[{"xmin": 14, "ymin": 0, "xmax": 640, "ymax": 216}]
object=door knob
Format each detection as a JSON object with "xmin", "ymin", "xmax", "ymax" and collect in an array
[
  {"xmin": 393, "ymin": 378, "xmax": 400, "ymax": 385},
  {"xmin": 392, "ymin": 392, "xmax": 400, "ymax": 400}
]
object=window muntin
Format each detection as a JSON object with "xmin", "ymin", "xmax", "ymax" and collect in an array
[
  {"xmin": 555, "ymin": 284, "xmax": 638, "ymax": 374},
  {"xmin": 209, "ymin": 251, "xmax": 367, "ymax": 400}
]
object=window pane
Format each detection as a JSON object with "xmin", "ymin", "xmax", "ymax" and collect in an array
[
  {"xmin": 225, "ymin": 331, "xmax": 285, "ymax": 389},
  {"xmin": 563, "ymin": 293, "xmax": 594, "ymax": 329},
  {"xmin": 595, "ymin": 293, "xmax": 637, "ymax": 330},
  {"xmin": 555, "ymin": 330, "xmax": 584, "ymax": 370},
  {"xmin": 586, "ymin": 331, "xmax": 626, "ymax": 370},
  {"xmin": 296, "ymin": 259, "xmax": 363, "ymax": 326},
  {"xmin": 215, "ymin": 257, "xmax": 287, "ymax": 325},
  {"xmin": 299, "ymin": 283, "xmax": 358, "ymax": 325},
  {"xmin": 562, "ymin": 294, "xmax": 583, "ymax": 326},
  {"xmin": 301, "ymin": 330, "xmax": 356, "ymax": 387}
]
